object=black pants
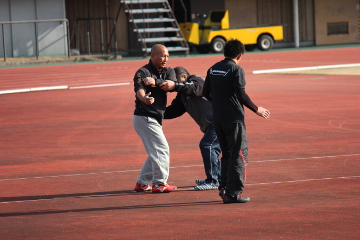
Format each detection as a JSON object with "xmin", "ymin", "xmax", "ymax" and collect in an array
[{"xmin": 214, "ymin": 121, "xmax": 248, "ymax": 197}]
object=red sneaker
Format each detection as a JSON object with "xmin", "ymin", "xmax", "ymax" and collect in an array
[
  {"xmin": 152, "ymin": 184, "xmax": 177, "ymax": 193},
  {"xmin": 134, "ymin": 182, "xmax": 152, "ymax": 192}
]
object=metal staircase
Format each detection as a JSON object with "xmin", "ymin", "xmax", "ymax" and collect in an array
[{"xmin": 121, "ymin": 0, "xmax": 189, "ymax": 55}]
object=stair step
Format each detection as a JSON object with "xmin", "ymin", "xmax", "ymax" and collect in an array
[
  {"xmin": 134, "ymin": 27, "xmax": 179, "ymax": 33},
  {"xmin": 125, "ymin": 8, "xmax": 171, "ymax": 14},
  {"xmin": 122, "ymin": 0, "xmax": 189, "ymax": 55},
  {"xmin": 139, "ymin": 37, "xmax": 185, "ymax": 43},
  {"xmin": 122, "ymin": 0, "xmax": 167, "ymax": 4},
  {"xmin": 143, "ymin": 46, "xmax": 189, "ymax": 53},
  {"xmin": 130, "ymin": 18, "xmax": 176, "ymax": 23}
]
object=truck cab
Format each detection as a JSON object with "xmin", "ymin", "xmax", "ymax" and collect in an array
[{"xmin": 179, "ymin": 10, "xmax": 284, "ymax": 53}]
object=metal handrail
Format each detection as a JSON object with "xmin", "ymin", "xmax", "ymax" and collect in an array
[{"xmin": 0, "ymin": 19, "xmax": 70, "ymax": 61}]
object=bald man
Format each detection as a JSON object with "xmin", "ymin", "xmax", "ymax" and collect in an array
[{"xmin": 132, "ymin": 44, "xmax": 177, "ymax": 193}]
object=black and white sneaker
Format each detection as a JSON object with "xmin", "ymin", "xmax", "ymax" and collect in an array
[
  {"xmin": 194, "ymin": 183, "xmax": 218, "ymax": 191},
  {"xmin": 195, "ymin": 179, "xmax": 205, "ymax": 185}
]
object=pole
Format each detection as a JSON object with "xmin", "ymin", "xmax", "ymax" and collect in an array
[
  {"xmin": 293, "ymin": 0, "xmax": 300, "ymax": 48},
  {"xmin": 113, "ymin": 19, "xmax": 117, "ymax": 58},
  {"xmin": 87, "ymin": 19, "xmax": 91, "ymax": 55},
  {"xmin": 66, "ymin": 20, "xmax": 71, "ymax": 58},
  {"xmin": 2, "ymin": 23, "xmax": 6, "ymax": 61},
  {"xmin": 100, "ymin": 19, "xmax": 104, "ymax": 54},
  {"xmin": 35, "ymin": 22, "xmax": 39, "ymax": 59}
]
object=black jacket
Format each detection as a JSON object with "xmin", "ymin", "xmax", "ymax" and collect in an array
[
  {"xmin": 133, "ymin": 60, "xmax": 176, "ymax": 125},
  {"xmin": 164, "ymin": 75, "xmax": 214, "ymax": 133},
  {"xmin": 203, "ymin": 58, "xmax": 258, "ymax": 123}
]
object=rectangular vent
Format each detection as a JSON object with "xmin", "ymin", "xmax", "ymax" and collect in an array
[{"xmin": 327, "ymin": 22, "xmax": 349, "ymax": 35}]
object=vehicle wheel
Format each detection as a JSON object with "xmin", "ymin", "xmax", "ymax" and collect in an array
[
  {"xmin": 196, "ymin": 45, "xmax": 210, "ymax": 54},
  {"xmin": 210, "ymin": 37, "xmax": 226, "ymax": 53},
  {"xmin": 257, "ymin": 35, "xmax": 273, "ymax": 51}
]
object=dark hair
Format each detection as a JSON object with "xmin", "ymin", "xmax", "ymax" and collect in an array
[
  {"xmin": 224, "ymin": 39, "xmax": 245, "ymax": 59},
  {"xmin": 173, "ymin": 66, "xmax": 190, "ymax": 80}
]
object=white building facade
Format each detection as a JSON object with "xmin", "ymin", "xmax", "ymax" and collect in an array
[{"xmin": 0, "ymin": 0, "xmax": 68, "ymax": 58}]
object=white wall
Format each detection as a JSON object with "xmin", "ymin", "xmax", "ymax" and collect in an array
[{"xmin": 0, "ymin": 0, "xmax": 67, "ymax": 58}]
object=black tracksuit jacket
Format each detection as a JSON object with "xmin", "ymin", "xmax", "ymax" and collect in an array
[
  {"xmin": 164, "ymin": 75, "xmax": 213, "ymax": 133},
  {"xmin": 203, "ymin": 58, "xmax": 258, "ymax": 123},
  {"xmin": 133, "ymin": 60, "xmax": 176, "ymax": 125}
]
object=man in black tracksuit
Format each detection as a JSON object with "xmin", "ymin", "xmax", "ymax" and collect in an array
[
  {"xmin": 203, "ymin": 39, "xmax": 270, "ymax": 204},
  {"xmin": 160, "ymin": 67, "xmax": 221, "ymax": 191}
]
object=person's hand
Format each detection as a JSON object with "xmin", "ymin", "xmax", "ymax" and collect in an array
[
  {"xmin": 160, "ymin": 80, "xmax": 175, "ymax": 91},
  {"xmin": 142, "ymin": 92, "xmax": 155, "ymax": 105},
  {"xmin": 143, "ymin": 77, "xmax": 155, "ymax": 86},
  {"xmin": 256, "ymin": 107, "xmax": 270, "ymax": 119}
]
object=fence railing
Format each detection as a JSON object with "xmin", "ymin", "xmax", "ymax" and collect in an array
[{"xmin": 0, "ymin": 19, "xmax": 70, "ymax": 61}]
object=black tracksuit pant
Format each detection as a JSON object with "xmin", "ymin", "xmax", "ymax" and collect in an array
[{"xmin": 214, "ymin": 121, "xmax": 248, "ymax": 197}]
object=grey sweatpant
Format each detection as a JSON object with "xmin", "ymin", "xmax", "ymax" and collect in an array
[{"xmin": 132, "ymin": 115, "xmax": 170, "ymax": 185}]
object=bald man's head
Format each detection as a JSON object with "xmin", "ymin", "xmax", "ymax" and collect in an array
[{"xmin": 150, "ymin": 44, "xmax": 169, "ymax": 69}]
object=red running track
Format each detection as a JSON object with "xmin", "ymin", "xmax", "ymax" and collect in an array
[
  {"xmin": 0, "ymin": 46, "xmax": 359, "ymax": 239},
  {"xmin": 1, "ymin": 46, "xmax": 359, "ymax": 91}
]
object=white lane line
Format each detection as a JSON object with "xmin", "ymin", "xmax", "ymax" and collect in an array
[
  {"xmin": 0, "ymin": 82, "xmax": 130, "ymax": 95},
  {"xmin": 251, "ymin": 153, "xmax": 360, "ymax": 163},
  {"xmin": 0, "ymin": 88, "xmax": 31, "ymax": 94},
  {"xmin": 247, "ymin": 175, "xmax": 360, "ymax": 186},
  {"xmin": 1, "ymin": 175, "xmax": 359, "ymax": 204},
  {"xmin": 69, "ymin": 82, "xmax": 130, "ymax": 89},
  {"xmin": 0, "ymin": 193, "xmax": 129, "ymax": 204},
  {"xmin": 0, "ymin": 85, "xmax": 68, "ymax": 95},
  {"xmin": 0, "ymin": 154, "xmax": 358, "ymax": 182},
  {"xmin": 0, "ymin": 169, "xmax": 140, "ymax": 182},
  {"xmin": 30, "ymin": 85, "xmax": 69, "ymax": 92},
  {"xmin": 252, "ymin": 63, "xmax": 360, "ymax": 74}
]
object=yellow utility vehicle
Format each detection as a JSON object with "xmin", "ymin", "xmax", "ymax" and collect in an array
[{"xmin": 179, "ymin": 10, "xmax": 284, "ymax": 53}]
